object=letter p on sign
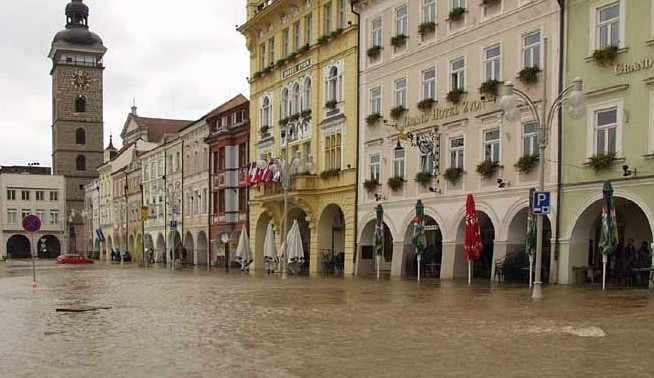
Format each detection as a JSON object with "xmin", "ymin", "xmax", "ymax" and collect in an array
[{"xmin": 533, "ymin": 191, "xmax": 550, "ymax": 214}]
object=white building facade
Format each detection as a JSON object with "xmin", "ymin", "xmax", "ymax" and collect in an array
[
  {"xmin": 354, "ymin": 0, "xmax": 562, "ymax": 281},
  {"xmin": 1, "ymin": 168, "xmax": 66, "ymax": 259}
]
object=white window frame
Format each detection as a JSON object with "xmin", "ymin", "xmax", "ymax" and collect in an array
[
  {"xmin": 420, "ymin": 149, "xmax": 434, "ymax": 173},
  {"xmin": 302, "ymin": 77, "xmax": 312, "ymax": 110},
  {"xmin": 483, "ymin": 128, "xmax": 501, "ymax": 163},
  {"xmin": 452, "ymin": 0, "xmax": 466, "ymax": 10},
  {"xmin": 337, "ymin": 0, "xmax": 346, "ymax": 30},
  {"xmin": 293, "ymin": 21, "xmax": 301, "ymax": 51},
  {"xmin": 522, "ymin": 30, "xmax": 541, "ymax": 69},
  {"xmin": 395, "ymin": 4, "xmax": 408, "ymax": 36},
  {"xmin": 370, "ymin": 86, "xmax": 382, "ymax": 114},
  {"xmin": 324, "ymin": 2, "xmax": 332, "ymax": 35},
  {"xmin": 422, "ymin": 68, "xmax": 436, "ymax": 100},
  {"xmin": 423, "ymin": 0, "xmax": 436, "ymax": 23},
  {"xmin": 590, "ymin": 0, "xmax": 625, "ymax": 52},
  {"xmin": 483, "ymin": 43, "xmax": 501, "ymax": 81},
  {"xmin": 450, "ymin": 57, "xmax": 465, "ymax": 91},
  {"xmin": 282, "ymin": 28, "xmax": 290, "ymax": 58},
  {"xmin": 369, "ymin": 152, "xmax": 380, "ymax": 181},
  {"xmin": 450, "ymin": 136, "xmax": 464, "ymax": 169},
  {"xmin": 394, "ymin": 77, "xmax": 407, "ymax": 108},
  {"xmin": 522, "ymin": 121, "xmax": 539, "ymax": 156},
  {"xmin": 324, "ymin": 133, "xmax": 342, "ymax": 171},
  {"xmin": 7, "ymin": 209, "xmax": 17, "ymax": 224},
  {"xmin": 305, "ymin": 14, "xmax": 313, "ymax": 45},
  {"xmin": 371, "ymin": 17, "xmax": 382, "ymax": 47},
  {"xmin": 586, "ymin": 99, "xmax": 623, "ymax": 158},
  {"xmin": 394, "ymin": 148, "xmax": 405, "ymax": 179}
]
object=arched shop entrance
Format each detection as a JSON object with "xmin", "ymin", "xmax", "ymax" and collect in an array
[
  {"xmin": 455, "ymin": 211, "xmax": 495, "ymax": 280},
  {"xmin": 39, "ymin": 234, "xmax": 62, "ymax": 258},
  {"xmin": 6, "ymin": 235, "xmax": 31, "ymax": 258},
  {"xmin": 254, "ymin": 212, "xmax": 274, "ymax": 272},
  {"xmin": 358, "ymin": 219, "xmax": 394, "ymax": 277},
  {"xmin": 317, "ymin": 204, "xmax": 345, "ymax": 275},
  {"xmin": 566, "ymin": 196, "xmax": 652, "ymax": 285},
  {"xmin": 155, "ymin": 233, "xmax": 165, "ymax": 263},
  {"xmin": 505, "ymin": 207, "xmax": 552, "ymax": 283},
  {"xmin": 403, "ymin": 216, "xmax": 443, "ymax": 278},
  {"xmin": 196, "ymin": 231, "xmax": 208, "ymax": 266},
  {"xmin": 286, "ymin": 207, "xmax": 310, "ymax": 275}
]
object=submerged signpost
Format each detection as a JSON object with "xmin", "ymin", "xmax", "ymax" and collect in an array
[{"xmin": 22, "ymin": 214, "xmax": 41, "ymax": 288}]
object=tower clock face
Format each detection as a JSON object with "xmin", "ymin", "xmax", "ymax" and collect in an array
[{"xmin": 70, "ymin": 70, "xmax": 91, "ymax": 90}]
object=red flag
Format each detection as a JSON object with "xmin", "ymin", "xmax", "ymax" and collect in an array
[
  {"xmin": 464, "ymin": 194, "xmax": 483, "ymax": 261},
  {"xmin": 247, "ymin": 163, "xmax": 258, "ymax": 186}
]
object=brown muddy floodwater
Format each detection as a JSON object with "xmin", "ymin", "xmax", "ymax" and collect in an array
[{"xmin": 1, "ymin": 260, "xmax": 653, "ymax": 378}]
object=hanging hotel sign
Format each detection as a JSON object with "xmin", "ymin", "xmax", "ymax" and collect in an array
[
  {"xmin": 614, "ymin": 57, "xmax": 653, "ymax": 75},
  {"xmin": 281, "ymin": 58, "xmax": 312, "ymax": 80},
  {"xmin": 402, "ymin": 98, "xmax": 494, "ymax": 127}
]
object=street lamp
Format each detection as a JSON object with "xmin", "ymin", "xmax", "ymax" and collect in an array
[{"xmin": 499, "ymin": 76, "xmax": 585, "ymax": 299}]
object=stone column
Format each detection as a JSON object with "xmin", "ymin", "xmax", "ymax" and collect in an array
[
  {"xmin": 491, "ymin": 240, "xmax": 508, "ymax": 283},
  {"xmin": 440, "ymin": 241, "xmax": 457, "ymax": 279},
  {"xmin": 343, "ymin": 221, "xmax": 355, "ymax": 276},
  {"xmin": 390, "ymin": 241, "xmax": 404, "ymax": 277},
  {"xmin": 308, "ymin": 221, "xmax": 318, "ymax": 275}
]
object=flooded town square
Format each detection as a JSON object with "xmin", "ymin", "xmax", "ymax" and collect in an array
[{"xmin": 1, "ymin": 261, "xmax": 654, "ymax": 378}]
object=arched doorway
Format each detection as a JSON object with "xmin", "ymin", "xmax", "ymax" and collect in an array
[
  {"xmin": 128, "ymin": 234, "xmax": 135, "ymax": 255},
  {"xmin": 254, "ymin": 213, "xmax": 274, "ymax": 272},
  {"xmin": 106, "ymin": 235, "xmax": 114, "ymax": 256},
  {"xmin": 455, "ymin": 211, "xmax": 495, "ymax": 280},
  {"xmin": 567, "ymin": 196, "xmax": 651, "ymax": 285},
  {"xmin": 287, "ymin": 206, "xmax": 310, "ymax": 275},
  {"xmin": 196, "ymin": 231, "xmax": 208, "ymax": 266},
  {"xmin": 155, "ymin": 233, "xmax": 165, "ymax": 263},
  {"xmin": 358, "ymin": 219, "xmax": 394, "ymax": 277},
  {"xmin": 505, "ymin": 208, "xmax": 552, "ymax": 283},
  {"xmin": 317, "ymin": 204, "xmax": 345, "ymax": 275},
  {"xmin": 7, "ymin": 235, "xmax": 31, "ymax": 258},
  {"xmin": 39, "ymin": 234, "xmax": 62, "ymax": 258},
  {"xmin": 403, "ymin": 216, "xmax": 443, "ymax": 279},
  {"xmin": 169, "ymin": 230, "xmax": 182, "ymax": 262},
  {"xmin": 136, "ymin": 234, "xmax": 143, "ymax": 264},
  {"xmin": 183, "ymin": 231, "xmax": 194, "ymax": 264}
]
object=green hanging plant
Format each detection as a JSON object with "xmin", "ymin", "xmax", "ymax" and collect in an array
[
  {"xmin": 330, "ymin": 28, "xmax": 344, "ymax": 39},
  {"xmin": 417, "ymin": 98, "xmax": 435, "ymax": 112},
  {"xmin": 317, "ymin": 35, "xmax": 331, "ymax": 45},
  {"xmin": 298, "ymin": 44, "xmax": 310, "ymax": 54},
  {"xmin": 390, "ymin": 34, "xmax": 408, "ymax": 47},
  {"xmin": 589, "ymin": 152, "xmax": 616, "ymax": 171},
  {"xmin": 325, "ymin": 100, "xmax": 338, "ymax": 109},
  {"xmin": 518, "ymin": 66, "xmax": 540, "ymax": 85},
  {"xmin": 367, "ymin": 45, "xmax": 382, "ymax": 59},
  {"xmin": 479, "ymin": 80, "xmax": 502, "ymax": 97},
  {"xmin": 592, "ymin": 45, "xmax": 618, "ymax": 66},
  {"xmin": 414, "ymin": 171, "xmax": 434, "ymax": 186},
  {"xmin": 514, "ymin": 154, "xmax": 539, "ymax": 174},
  {"xmin": 418, "ymin": 22, "xmax": 436, "ymax": 36},
  {"xmin": 449, "ymin": 7, "xmax": 466, "ymax": 21},
  {"xmin": 482, "ymin": 0, "xmax": 501, "ymax": 6},
  {"xmin": 319, "ymin": 169, "xmax": 340, "ymax": 180},
  {"xmin": 390, "ymin": 106, "xmax": 407, "ymax": 120},
  {"xmin": 443, "ymin": 167, "xmax": 464, "ymax": 185},
  {"xmin": 446, "ymin": 89, "xmax": 465, "ymax": 104},
  {"xmin": 476, "ymin": 159, "xmax": 500, "ymax": 179},
  {"xmin": 387, "ymin": 176, "xmax": 405, "ymax": 191},
  {"xmin": 363, "ymin": 178, "xmax": 380, "ymax": 192},
  {"xmin": 366, "ymin": 113, "xmax": 382, "ymax": 126}
]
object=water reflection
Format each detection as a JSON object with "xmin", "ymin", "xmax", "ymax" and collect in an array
[{"xmin": 0, "ymin": 260, "xmax": 653, "ymax": 378}]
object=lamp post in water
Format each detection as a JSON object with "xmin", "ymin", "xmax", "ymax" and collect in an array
[{"xmin": 499, "ymin": 75, "xmax": 585, "ymax": 299}]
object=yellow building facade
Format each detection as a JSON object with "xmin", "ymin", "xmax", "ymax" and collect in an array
[{"xmin": 239, "ymin": 0, "xmax": 358, "ymax": 275}]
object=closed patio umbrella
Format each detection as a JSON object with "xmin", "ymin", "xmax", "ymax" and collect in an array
[
  {"xmin": 599, "ymin": 181, "xmax": 618, "ymax": 290},
  {"xmin": 263, "ymin": 222, "xmax": 277, "ymax": 273},
  {"xmin": 234, "ymin": 227, "xmax": 252, "ymax": 271},
  {"xmin": 464, "ymin": 194, "xmax": 483, "ymax": 285},
  {"xmin": 286, "ymin": 220, "xmax": 304, "ymax": 274},
  {"xmin": 373, "ymin": 204, "xmax": 384, "ymax": 280},
  {"xmin": 413, "ymin": 200, "xmax": 426, "ymax": 282}
]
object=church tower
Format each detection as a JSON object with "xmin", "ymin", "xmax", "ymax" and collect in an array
[{"xmin": 49, "ymin": 0, "xmax": 106, "ymax": 253}]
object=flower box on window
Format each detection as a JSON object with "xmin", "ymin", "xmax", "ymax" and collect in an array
[
  {"xmin": 366, "ymin": 113, "xmax": 382, "ymax": 126},
  {"xmin": 278, "ymin": 118, "xmax": 289, "ymax": 126},
  {"xmin": 367, "ymin": 45, "xmax": 382, "ymax": 59},
  {"xmin": 589, "ymin": 152, "xmax": 616, "ymax": 171},
  {"xmin": 414, "ymin": 171, "xmax": 434, "ymax": 186},
  {"xmin": 518, "ymin": 66, "xmax": 540, "ymax": 85},
  {"xmin": 418, "ymin": 22, "xmax": 436, "ymax": 36},
  {"xmin": 325, "ymin": 100, "xmax": 338, "ymax": 109},
  {"xmin": 390, "ymin": 34, "xmax": 408, "ymax": 47},
  {"xmin": 275, "ymin": 58, "xmax": 287, "ymax": 68},
  {"xmin": 387, "ymin": 176, "xmax": 405, "ymax": 191},
  {"xmin": 476, "ymin": 159, "xmax": 500, "ymax": 179},
  {"xmin": 330, "ymin": 28, "xmax": 344, "ymax": 39},
  {"xmin": 288, "ymin": 113, "xmax": 300, "ymax": 121},
  {"xmin": 446, "ymin": 89, "xmax": 465, "ymax": 104},
  {"xmin": 417, "ymin": 98, "xmax": 436, "ymax": 112},
  {"xmin": 300, "ymin": 109, "xmax": 312, "ymax": 118},
  {"xmin": 287, "ymin": 52, "xmax": 298, "ymax": 62},
  {"xmin": 592, "ymin": 45, "xmax": 618, "ymax": 66},
  {"xmin": 320, "ymin": 169, "xmax": 340, "ymax": 180},
  {"xmin": 317, "ymin": 35, "xmax": 331, "ymax": 45},
  {"xmin": 390, "ymin": 106, "xmax": 407, "ymax": 120},
  {"xmin": 298, "ymin": 44, "xmax": 310, "ymax": 54},
  {"xmin": 363, "ymin": 178, "xmax": 380, "ymax": 192},
  {"xmin": 479, "ymin": 80, "xmax": 502, "ymax": 97},
  {"xmin": 252, "ymin": 71, "xmax": 263, "ymax": 80},
  {"xmin": 443, "ymin": 167, "xmax": 464, "ymax": 185},
  {"xmin": 514, "ymin": 154, "xmax": 539, "ymax": 174},
  {"xmin": 482, "ymin": 0, "xmax": 501, "ymax": 6},
  {"xmin": 448, "ymin": 7, "xmax": 466, "ymax": 21},
  {"xmin": 259, "ymin": 125, "xmax": 269, "ymax": 134}
]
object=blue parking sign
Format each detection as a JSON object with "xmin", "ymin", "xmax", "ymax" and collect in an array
[
  {"xmin": 170, "ymin": 220, "xmax": 177, "ymax": 230},
  {"xmin": 533, "ymin": 191, "xmax": 550, "ymax": 214}
]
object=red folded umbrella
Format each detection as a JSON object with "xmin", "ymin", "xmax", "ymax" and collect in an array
[{"xmin": 465, "ymin": 194, "xmax": 483, "ymax": 261}]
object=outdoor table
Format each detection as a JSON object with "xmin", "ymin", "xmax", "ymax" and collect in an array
[{"xmin": 572, "ymin": 265, "xmax": 601, "ymax": 284}]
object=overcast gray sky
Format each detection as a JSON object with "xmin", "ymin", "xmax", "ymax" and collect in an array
[{"xmin": 0, "ymin": 0, "xmax": 250, "ymax": 167}]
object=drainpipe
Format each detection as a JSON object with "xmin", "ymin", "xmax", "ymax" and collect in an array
[
  {"xmin": 351, "ymin": 1, "xmax": 361, "ymax": 277},
  {"xmin": 553, "ymin": 0, "xmax": 566, "ymax": 284}
]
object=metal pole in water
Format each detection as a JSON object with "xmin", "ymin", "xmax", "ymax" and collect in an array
[{"xmin": 31, "ymin": 232, "xmax": 36, "ymax": 288}]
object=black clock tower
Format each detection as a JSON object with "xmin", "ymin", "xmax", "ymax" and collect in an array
[{"xmin": 49, "ymin": 0, "xmax": 106, "ymax": 253}]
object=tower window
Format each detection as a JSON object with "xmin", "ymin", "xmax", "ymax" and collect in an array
[
  {"xmin": 75, "ymin": 95, "xmax": 86, "ymax": 113},
  {"xmin": 76, "ymin": 128, "xmax": 86, "ymax": 144},
  {"xmin": 76, "ymin": 155, "xmax": 86, "ymax": 171}
]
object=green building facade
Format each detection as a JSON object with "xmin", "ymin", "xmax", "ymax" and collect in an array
[{"xmin": 559, "ymin": 0, "xmax": 654, "ymax": 284}]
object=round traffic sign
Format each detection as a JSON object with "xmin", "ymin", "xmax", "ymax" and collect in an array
[{"xmin": 22, "ymin": 214, "xmax": 42, "ymax": 232}]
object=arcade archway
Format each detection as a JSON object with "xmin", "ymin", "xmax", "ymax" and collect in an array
[
  {"xmin": 456, "ymin": 211, "xmax": 496, "ymax": 280},
  {"xmin": 317, "ymin": 204, "xmax": 345, "ymax": 275},
  {"xmin": 7, "ymin": 235, "xmax": 30, "ymax": 258},
  {"xmin": 358, "ymin": 219, "xmax": 393, "ymax": 277},
  {"xmin": 403, "ymin": 216, "xmax": 442, "ymax": 279}
]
